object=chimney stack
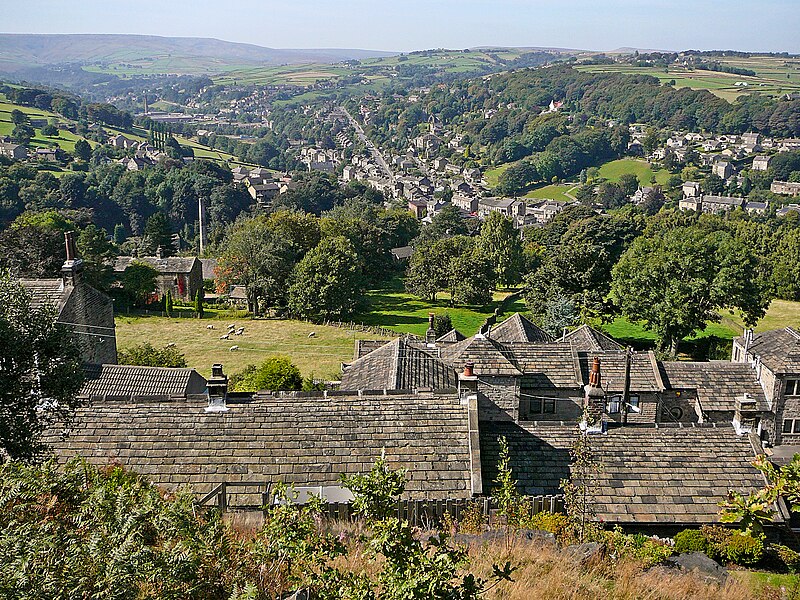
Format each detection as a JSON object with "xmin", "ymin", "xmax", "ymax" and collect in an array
[
  {"xmin": 582, "ymin": 356, "xmax": 606, "ymax": 433},
  {"xmin": 61, "ymin": 231, "xmax": 84, "ymax": 286},
  {"xmin": 426, "ymin": 312, "xmax": 436, "ymax": 347},
  {"xmin": 205, "ymin": 363, "xmax": 229, "ymax": 412}
]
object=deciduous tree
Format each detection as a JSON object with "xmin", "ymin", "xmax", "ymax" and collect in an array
[
  {"xmin": 287, "ymin": 236, "xmax": 365, "ymax": 319},
  {"xmin": 0, "ymin": 275, "xmax": 83, "ymax": 461}
]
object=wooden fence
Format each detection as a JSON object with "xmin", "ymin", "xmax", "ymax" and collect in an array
[
  {"xmin": 302, "ymin": 318, "xmax": 404, "ymax": 339},
  {"xmin": 196, "ymin": 482, "xmax": 564, "ymax": 528}
]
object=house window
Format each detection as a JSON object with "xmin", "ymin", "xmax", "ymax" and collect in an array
[
  {"xmin": 786, "ymin": 380, "xmax": 800, "ymax": 396},
  {"xmin": 783, "ymin": 419, "xmax": 800, "ymax": 434},
  {"xmin": 628, "ymin": 395, "xmax": 640, "ymax": 413},
  {"xmin": 607, "ymin": 395, "xmax": 621, "ymax": 414},
  {"xmin": 523, "ymin": 392, "xmax": 556, "ymax": 416}
]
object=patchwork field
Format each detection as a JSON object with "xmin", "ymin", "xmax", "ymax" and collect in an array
[{"xmin": 577, "ymin": 57, "xmax": 800, "ymax": 102}]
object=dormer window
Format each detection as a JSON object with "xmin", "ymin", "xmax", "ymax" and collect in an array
[
  {"xmin": 786, "ymin": 379, "xmax": 800, "ymax": 396},
  {"xmin": 607, "ymin": 395, "xmax": 621, "ymax": 414}
]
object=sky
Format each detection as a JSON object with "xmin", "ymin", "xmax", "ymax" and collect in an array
[{"xmin": 2, "ymin": 0, "xmax": 799, "ymax": 53}]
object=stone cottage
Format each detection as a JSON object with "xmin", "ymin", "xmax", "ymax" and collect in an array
[
  {"xmin": 21, "ymin": 232, "xmax": 117, "ymax": 365},
  {"xmin": 114, "ymin": 254, "xmax": 203, "ymax": 302}
]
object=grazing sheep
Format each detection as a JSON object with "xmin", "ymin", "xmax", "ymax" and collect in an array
[
  {"xmin": 166, "ymin": 342, "xmax": 176, "ymax": 348},
  {"xmin": 234, "ymin": 328, "xmax": 244, "ymax": 335},
  {"xmin": 220, "ymin": 334, "xmax": 230, "ymax": 340},
  {"xmin": 308, "ymin": 331, "xmax": 316, "ymax": 338},
  {"xmin": 229, "ymin": 345, "xmax": 239, "ymax": 352},
  {"xmin": 227, "ymin": 323, "xmax": 236, "ymax": 330},
  {"xmin": 206, "ymin": 324, "xmax": 215, "ymax": 330}
]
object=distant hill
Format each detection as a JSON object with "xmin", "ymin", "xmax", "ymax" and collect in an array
[{"xmin": 0, "ymin": 33, "xmax": 396, "ymax": 72}]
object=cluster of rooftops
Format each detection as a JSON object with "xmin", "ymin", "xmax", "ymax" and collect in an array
[
  {"xmin": 22, "ymin": 234, "xmax": 800, "ymax": 529},
  {"xmin": 42, "ymin": 310, "xmax": 800, "ymax": 530}
]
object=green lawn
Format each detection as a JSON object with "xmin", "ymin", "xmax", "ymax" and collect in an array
[
  {"xmin": 597, "ymin": 159, "xmax": 671, "ymax": 187},
  {"xmin": 484, "ymin": 164, "xmax": 510, "ymax": 188},
  {"xmin": 602, "ymin": 317, "xmax": 737, "ymax": 344},
  {"xmin": 354, "ymin": 277, "xmax": 527, "ymax": 337},
  {"xmin": 524, "ymin": 184, "xmax": 576, "ymax": 203}
]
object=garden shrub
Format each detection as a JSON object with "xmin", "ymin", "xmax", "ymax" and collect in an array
[
  {"xmin": 773, "ymin": 544, "xmax": 800, "ymax": 573},
  {"xmin": 673, "ymin": 529, "xmax": 709, "ymax": 554},
  {"xmin": 699, "ymin": 525, "xmax": 732, "ymax": 562},
  {"xmin": 724, "ymin": 533, "xmax": 764, "ymax": 566},
  {"xmin": 603, "ymin": 527, "xmax": 673, "ymax": 568}
]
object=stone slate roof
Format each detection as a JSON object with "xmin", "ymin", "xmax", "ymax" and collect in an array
[
  {"xmin": 19, "ymin": 278, "xmax": 72, "ymax": 314},
  {"xmin": 436, "ymin": 329, "xmax": 467, "ymax": 343},
  {"xmin": 341, "ymin": 338, "xmax": 458, "ymax": 391},
  {"xmin": 114, "ymin": 256, "xmax": 199, "ymax": 275},
  {"xmin": 507, "ymin": 343, "xmax": 581, "ymax": 388},
  {"xmin": 488, "ymin": 313, "xmax": 553, "ymax": 343},
  {"xmin": 739, "ymin": 328, "xmax": 800, "ymax": 374},
  {"xmin": 561, "ymin": 324, "xmax": 623, "ymax": 352},
  {"xmin": 200, "ymin": 258, "xmax": 217, "ymax": 280},
  {"xmin": 577, "ymin": 351, "xmax": 663, "ymax": 393},
  {"xmin": 660, "ymin": 361, "xmax": 769, "ymax": 412},
  {"xmin": 354, "ymin": 339, "xmax": 392, "ymax": 359},
  {"xmin": 480, "ymin": 422, "xmax": 768, "ymax": 524},
  {"xmin": 81, "ymin": 364, "xmax": 208, "ymax": 398},
  {"xmin": 42, "ymin": 391, "xmax": 473, "ymax": 500},
  {"xmin": 440, "ymin": 335, "xmax": 522, "ymax": 376}
]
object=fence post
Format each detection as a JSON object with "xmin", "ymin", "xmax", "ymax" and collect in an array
[{"xmin": 218, "ymin": 482, "xmax": 227, "ymax": 512}]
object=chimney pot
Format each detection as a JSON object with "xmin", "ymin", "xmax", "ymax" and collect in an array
[
  {"xmin": 463, "ymin": 362, "xmax": 474, "ymax": 378},
  {"xmin": 64, "ymin": 231, "xmax": 76, "ymax": 261}
]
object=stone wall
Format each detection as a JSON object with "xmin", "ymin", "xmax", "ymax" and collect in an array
[
  {"xmin": 61, "ymin": 282, "xmax": 117, "ymax": 365},
  {"xmin": 477, "ymin": 376, "xmax": 518, "ymax": 422}
]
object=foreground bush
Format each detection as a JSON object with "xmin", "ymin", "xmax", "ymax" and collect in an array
[
  {"xmin": 0, "ymin": 458, "xmax": 247, "ymax": 599},
  {"xmin": 0, "ymin": 456, "xmax": 512, "ymax": 599}
]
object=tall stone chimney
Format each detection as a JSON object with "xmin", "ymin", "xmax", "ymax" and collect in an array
[
  {"xmin": 205, "ymin": 363, "xmax": 229, "ymax": 412},
  {"xmin": 426, "ymin": 312, "xmax": 437, "ymax": 347},
  {"xmin": 582, "ymin": 356, "xmax": 606, "ymax": 433},
  {"xmin": 61, "ymin": 231, "xmax": 84, "ymax": 286}
]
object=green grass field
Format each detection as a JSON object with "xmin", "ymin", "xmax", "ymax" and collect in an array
[
  {"xmin": 602, "ymin": 317, "xmax": 738, "ymax": 344},
  {"xmin": 722, "ymin": 299, "xmax": 800, "ymax": 333},
  {"xmin": 484, "ymin": 164, "xmax": 510, "ymax": 188},
  {"xmin": 597, "ymin": 158, "xmax": 671, "ymax": 186},
  {"xmin": 524, "ymin": 184, "xmax": 577, "ymax": 203},
  {"xmin": 355, "ymin": 277, "xmax": 527, "ymax": 337},
  {"xmin": 115, "ymin": 313, "xmax": 390, "ymax": 379},
  {"xmin": 601, "ymin": 299, "xmax": 800, "ymax": 352},
  {"xmin": 0, "ymin": 97, "xmax": 93, "ymax": 153}
]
